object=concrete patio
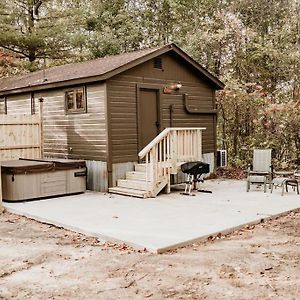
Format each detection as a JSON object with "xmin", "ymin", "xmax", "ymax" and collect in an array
[{"xmin": 3, "ymin": 179, "xmax": 300, "ymax": 253}]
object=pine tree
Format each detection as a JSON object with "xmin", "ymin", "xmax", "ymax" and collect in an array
[{"xmin": 0, "ymin": 0, "xmax": 83, "ymax": 70}]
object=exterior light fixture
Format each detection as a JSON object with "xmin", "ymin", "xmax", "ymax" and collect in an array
[{"xmin": 163, "ymin": 82, "xmax": 182, "ymax": 94}]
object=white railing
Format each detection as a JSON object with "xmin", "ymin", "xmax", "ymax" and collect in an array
[{"xmin": 138, "ymin": 127, "xmax": 205, "ymax": 195}]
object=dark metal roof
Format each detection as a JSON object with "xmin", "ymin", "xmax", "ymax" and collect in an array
[{"xmin": 0, "ymin": 44, "xmax": 224, "ymax": 95}]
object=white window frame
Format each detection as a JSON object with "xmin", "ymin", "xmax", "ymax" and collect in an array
[{"xmin": 65, "ymin": 86, "xmax": 86, "ymax": 114}]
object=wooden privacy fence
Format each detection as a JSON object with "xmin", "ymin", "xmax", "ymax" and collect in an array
[
  {"xmin": 0, "ymin": 114, "xmax": 43, "ymax": 211},
  {"xmin": 0, "ymin": 114, "xmax": 43, "ymax": 161}
]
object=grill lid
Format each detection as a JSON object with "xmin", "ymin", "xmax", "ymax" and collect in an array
[{"xmin": 181, "ymin": 161, "xmax": 210, "ymax": 176}]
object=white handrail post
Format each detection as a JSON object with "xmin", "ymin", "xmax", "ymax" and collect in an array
[
  {"xmin": 197, "ymin": 129, "xmax": 203, "ymax": 161},
  {"xmin": 145, "ymin": 153, "xmax": 149, "ymax": 193},
  {"xmin": 149, "ymin": 148, "xmax": 156, "ymax": 189},
  {"xmin": 170, "ymin": 130, "xmax": 178, "ymax": 174}
]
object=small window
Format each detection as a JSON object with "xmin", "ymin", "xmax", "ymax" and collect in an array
[
  {"xmin": 65, "ymin": 87, "xmax": 86, "ymax": 114},
  {"xmin": 153, "ymin": 57, "xmax": 162, "ymax": 70},
  {"xmin": 0, "ymin": 97, "xmax": 7, "ymax": 114}
]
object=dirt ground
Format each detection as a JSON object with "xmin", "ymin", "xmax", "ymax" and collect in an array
[{"xmin": 0, "ymin": 209, "xmax": 299, "ymax": 300}]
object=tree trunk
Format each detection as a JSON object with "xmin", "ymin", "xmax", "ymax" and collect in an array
[
  {"xmin": 26, "ymin": 1, "xmax": 41, "ymax": 63},
  {"xmin": 28, "ymin": 49, "xmax": 36, "ymax": 62}
]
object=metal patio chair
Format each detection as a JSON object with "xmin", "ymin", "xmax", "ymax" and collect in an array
[
  {"xmin": 271, "ymin": 170, "xmax": 299, "ymax": 196},
  {"xmin": 246, "ymin": 149, "xmax": 272, "ymax": 193}
]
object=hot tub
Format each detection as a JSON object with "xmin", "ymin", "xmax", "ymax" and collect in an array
[{"xmin": 1, "ymin": 158, "xmax": 86, "ymax": 202}]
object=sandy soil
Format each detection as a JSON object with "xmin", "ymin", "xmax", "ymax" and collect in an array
[{"xmin": 0, "ymin": 209, "xmax": 300, "ymax": 300}]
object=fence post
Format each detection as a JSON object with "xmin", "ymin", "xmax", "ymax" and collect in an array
[{"xmin": 39, "ymin": 98, "xmax": 44, "ymax": 158}]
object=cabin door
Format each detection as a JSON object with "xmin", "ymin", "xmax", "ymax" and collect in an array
[{"xmin": 138, "ymin": 88, "xmax": 160, "ymax": 151}]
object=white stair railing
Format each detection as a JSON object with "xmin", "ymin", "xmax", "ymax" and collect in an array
[{"xmin": 138, "ymin": 127, "xmax": 205, "ymax": 196}]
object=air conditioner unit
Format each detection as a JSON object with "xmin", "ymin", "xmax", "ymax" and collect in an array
[{"xmin": 217, "ymin": 150, "xmax": 227, "ymax": 167}]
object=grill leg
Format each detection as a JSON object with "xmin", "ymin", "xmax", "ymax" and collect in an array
[
  {"xmin": 184, "ymin": 177, "xmax": 189, "ymax": 194},
  {"xmin": 186, "ymin": 175, "xmax": 193, "ymax": 195},
  {"xmin": 181, "ymin": 174, "xmax": 195, "ymax": 196},
  {"xmin": 197, "ymin": 174, "xmax": 212, "ymax": 193}
]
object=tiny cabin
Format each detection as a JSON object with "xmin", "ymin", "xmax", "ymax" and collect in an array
[{"xmin": 0, "ymin": 44, "xmax": 224, "ymax": 197}]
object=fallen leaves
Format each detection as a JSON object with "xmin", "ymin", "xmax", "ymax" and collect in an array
[{"xmin": 216, "ymin": 167, "xmax": 246, "ymax": 179}]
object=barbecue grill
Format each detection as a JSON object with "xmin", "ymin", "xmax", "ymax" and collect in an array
[{"xmin": 180, "ymin": 161, "xmax": 211, "ymax": 195}]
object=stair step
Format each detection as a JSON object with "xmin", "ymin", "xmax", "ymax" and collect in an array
[
  {"xmin": 109, "ymin": 187, "xmax": 148, "ymax": 198},
  {"xmin": 134, "ymin": 163, "xmax": 146, "ymax": 172},
  {"xmin": 126, "ymin": 171, "xmax": 146, "ymax": 181},
  {"xmin": 117, "ymin": 179, "xmax": 148, "ymax": 191}
]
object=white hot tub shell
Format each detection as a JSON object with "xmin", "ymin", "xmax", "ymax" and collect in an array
[{"xmin": 1, "ymin": 158, "xmax": 86, "ymax": 201}]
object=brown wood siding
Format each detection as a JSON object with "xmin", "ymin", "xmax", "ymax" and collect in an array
[
  {"xmin": 6, "ymin": 93, "xmax": 31, "ymax": 114},
  {"xmin": 107, "ymin": 53, "xmax": 217, "ymax": 163},
  {"xmin": 5, "ymin": 83, "xmax": 107, "ymax": 161}
]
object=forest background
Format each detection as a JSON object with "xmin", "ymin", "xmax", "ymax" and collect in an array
[{"xmin": 0, "ymin": 0, "xmax": 299, "ymax": 168}]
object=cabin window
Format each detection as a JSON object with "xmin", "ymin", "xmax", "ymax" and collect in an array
[
  {"xmin": 65, "ymin": 87, "xmax": 86, "ymax": 114},
  {"xmin": 0, "ymin": 97, "xmax": 7, "ymax": 114}
]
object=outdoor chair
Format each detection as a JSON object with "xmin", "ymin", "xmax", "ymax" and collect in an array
[
  {"xmin": 271, "ymin": 171, "xmax": 299, "ymax": 196},
  {"xmin": 246, "ymin": 149, "xmax": 272, "ymax": 193}
]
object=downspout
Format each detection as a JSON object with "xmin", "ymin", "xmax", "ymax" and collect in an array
[
  {"xmin": 169, "ymin": 104, "xmax": 174, "ymax": 127},
  {"xmin": 105, "ymin": 83, "xmax": 113, "ymax": 188},
  {"xmin": 183, "ymin": 93, "xmax": 217, "ymax": 114}
]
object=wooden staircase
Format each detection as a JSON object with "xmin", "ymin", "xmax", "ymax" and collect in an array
[
  {"xmin": 109, "ymin": 127, "xmax": 205, "ymax": 198},
  {"xmin": 109, "ymin": 163, "xmax": 165, "ymax": 198}
]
